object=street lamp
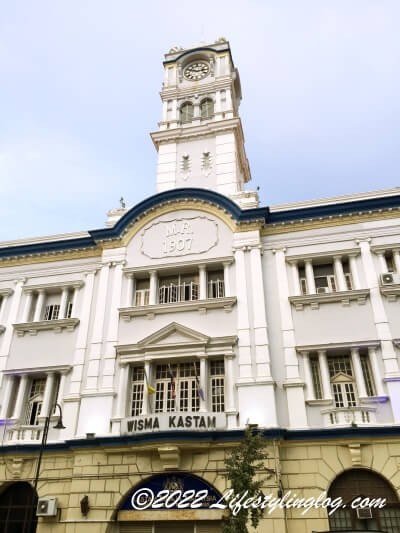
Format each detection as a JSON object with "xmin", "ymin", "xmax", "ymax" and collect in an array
[{"xmin": 33, "ymin": 402, "xmax": 65, "ymax": 490}]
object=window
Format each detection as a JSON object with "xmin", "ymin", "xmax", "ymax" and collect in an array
[
  {"xmin": 24, "ymin": 378, "xmax": 46, "ymax": 425},
  {"xmin": 66, "ymin": 301, "xmax": 73, "ymax": 319},
  {"xmin": 309, "ymin": 356, "xmax": 323, "ymax": 399},
  {"xmin": 299, "ymin": 277, "xmax": 308, "ymax": 295},
  {"xmin": 131, "ymin": 366, "xmax": 144, "ymax": 416},
  {"xmin": 159, "ymin": 274, "xmax": 199, "ymax": 304},
  {"xmin": 386, "ymin": 251, "xmax": 395, "ymax": 273},
  {"xmin": 208, "ymin": 271, "xmax": 225, "ymax": 299},
  {"xmin": 360, "ymin": 354, "xmax": 376, "ymax": 396},
  {"xmin": 200, "ymin": 98, "xmax": 214, "ymax": 119},
  {"xmin": 44, "ymin": 304, "xmax": 59, "ymax": 321},
  {"xmin": 135, "ymin": 279, "xmax": 150, "ymax": 307},
  {"xmin": 328, "ymin": 356, "xmax": 357, "ymax": 408},
  {"xmin": 210, "ymin": 360, "xmax": 225, "ymax": 412},
  {"xmin": 154, "ymin": 362, "xmax": 200, "ymax": 413},
  {"xmin": 180, "ymin": 102, "xmax": 194, "ymax": 123}
]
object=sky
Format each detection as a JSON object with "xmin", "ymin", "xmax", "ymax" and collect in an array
[{"xmin": 1, "ymin": 1, "xmax": 399, "ymax": 241}]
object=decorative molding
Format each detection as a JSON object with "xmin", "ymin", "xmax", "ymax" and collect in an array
[
  {"xmin": 13, "ymin": 318, "xmax": 80, "ymax": 336},
  {"xmin": 297, "ymin": 340, "xmax": 380, "ymax": 352},
  {"xmin": 289, "ymin": 289, "xmax": 370, "ymax": 310},
  {"xmin": 3, "ymin": 364, "xmax": 72, "ymax": 376},
  {"xmin": 348, "ymin": 443, "xmax": 362, "ymax": 466},
  {"xmin": 380, "ymin": 285, "xmax": 400, "ymax": 301},
  {"xmin": 123, "ymin": 256, "xmax": 233, "ymax": 275},
  {"xmin": 23, "ymin": 280, "xmax": 84, "ymax": 292},
  {"xmin": 285, "ymin": 248, "xmax": 361, "ymax": 263},
  {"xmin": 119, "ymin": 296, "xmax": 236, "ymax": 320},
  {"xmin": 158, "ymin": 445, "xmax": 181, "ymax": 470},
  {"xmin": 306, "ymin": 399, "xmax": 333, "ymax": 406}
]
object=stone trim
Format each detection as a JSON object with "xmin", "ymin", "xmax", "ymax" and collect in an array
[
  {"xmin": 289, "ymin": 289, "xmax": 370, "ymax": 310},
  {"xmin": 13, "ymin": 318, "xmax": 80, "ymax": 336}
]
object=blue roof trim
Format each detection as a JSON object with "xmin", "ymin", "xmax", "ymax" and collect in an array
[
  {"xmin": 268, "ymin": 194, "xmax": 400, "ymax": 223},
  {"xmin": 1, "ymin": 188, "xmax": 400, "ymax": 260},
  {"xmin": 0, "ymin": 426, "xmax": 399, "ymax": 454},
  {"xmin": 89, "ymin": 188, "xmax": 269, "ymax": 241}
]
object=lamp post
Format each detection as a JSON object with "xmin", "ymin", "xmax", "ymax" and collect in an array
[{"xmin": 29, "ymin": 403, "xmax": 65, "ymax": 530}]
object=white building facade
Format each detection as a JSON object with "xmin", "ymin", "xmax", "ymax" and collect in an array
[{"xmin": 0, "ymin": 39, "xmax": 400, "ymax": 533}]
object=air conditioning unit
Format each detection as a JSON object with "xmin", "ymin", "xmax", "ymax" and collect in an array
[
  {"xmin": 380, "ymin": 273, "xmax": 395, "ymax": 285},
  {"xmin": 36, "ymin": 497, "xmax": 58, "ymax": 517},
  {"xmin": 316, "ymin": 287, "xmax": 328, "ymax": 294},
  {"xmin": 356, "ymin": 507, "xmax": 373, "ymax": 520}
]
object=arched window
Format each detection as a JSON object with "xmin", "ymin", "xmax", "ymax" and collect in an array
[
  {"xmin": 180, "ymin": 102, "xmax": 194, "ymax": 123},
  {"xmin": 0, "ymin": 482, "xmax": 38, "ymax": 532},
  {"xmin": 200, "ymin": 98, "xmax": 214, "ymax": 119},
  {"xmin": 328, "ymin": 469, "xmax": 400, "ymax": 532}
]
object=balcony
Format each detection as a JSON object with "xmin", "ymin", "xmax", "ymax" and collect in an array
[
  {"xmin": 7, "ymin": 424, "xmax": 43, "ymax": 442},
  {"xmin": 321, "ymin": 406, "xmax": 376, "ymax": 427}
]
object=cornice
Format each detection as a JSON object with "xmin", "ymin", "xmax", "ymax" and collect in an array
[
  {"xmin": 285, "ymin": 247, "xmax": 361, "ymax": 262},
  {"xmin": 296, "ymin": 339, "xmax": 380, "ymax": 353},
  {"xmin": 0, "ymin": 288, "xmax": 13, "ymax": 297},
  {"xmin": 23, "ymin": 280, "xmax": 84, "ymax": 292},
  {"xmin": 13, "ymin": 318, "xmax": 80, "ymax": 336},
  {"xmin": 119, "ymin": 296, "xmax": 237, "ymax": 321},
  {"xmin": 160, "ymin": 78, "xmax": 233, "ymax": 99},
  {"xmin": 3, "ymin": 365, "xmax": 72, "ymax": 375},
  {"xmin": 123, "ymin": 256, "xmax": 233, "ymax": 275},
  {"xmin": 289, "ymin": 289, "xmax": 370, "ymax": 310},
  {"xmin": 371, "ymin": 244, "xmax": 400, "ymax": 253}
]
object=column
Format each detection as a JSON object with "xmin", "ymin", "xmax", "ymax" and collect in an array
[
  {"xmin": 224, "ymin": 355, "xmax": 235, "ymax": 412},
  {"xmin": 21, "ymin": 290, "xmax": 33, "ymax": 322},
  {"xmin": 250, "ymin": 246, "xmax": 271, "ymax": 378},
  {"xmin": 101, "ymin": 260, "xmax": 125, "ymax": 390},
  {"xmin": 86, "ymin": 262, "xmax": 111, "ymax": 391},
  {"xmin": 368, "ymin": 346, "xmax": 385, "ymax": 397},
  {"xmin": 302, "ymin": 352, "xmax": 315, "ymax": 401},
  {"xmin": 58, "ymin": 287, "xmax": 69, "ymax": 319},
  {"xmin": 56, "ymin": 372, "xmax": 67, "ymax": 406},
  {"xmin": 125, "ymin": 273, "xmax": 135, "ymax": 307},
  {"xmin": 12, "ymin": 374, "xmax": 29, "ymax": 420},
  {"xmin": 40, "ymin": 372, "xmax": 56, "ymax": 418},
  {"xmin": 274, "ymin": 249, "xmax": 308, "ymax": 427},
  {"xmin": 215, "ymin": 90, "xmax": 222, "ymax": 115},
  {"xmin": 349, "ymin": 254, "xmax": 361, "ymax": 290},
  {"xmin": 115, "ymin": 363, "xmax": 129, "ymax": 418},
  {"xmin": 333, "ymin": 255, "xmax": 347, "ymax": 292},
  {"xmin": 141, "ymin": 360, "xmax": 151, "ymax": 416},
  {"xmin": 162, "ymin": 100, "xmax": 168, "ymax": 122},
  {"xmin": 393, "ymin": 249, "xmax": 400, "ymax": 275},
  {"xmin": 0, "ymin": 376, "xmax": 14, "ymax": 418},
  {"xmin": 68, "ymin": 270, "xmax": 96, "ymax": 405},
  {"xmin": 149, "ymin": 270, "xmax": 158, "ymax": 305},
  {"xmin": 234, "ymin": 247, "xmax": 252, "ymax": 380},
  {"xmin": 0, "ymin": 279, "xmax": 25, "ymax": 380},
  {"xmin": 318, "ymin": 350, "xmax": 332, "ymax": 401},
  {"xmin": 376, "ymin": 251, "xmax": 388, "ymax": 273},
  {"xmin": 69, "ymin": 286, "xmax": 79, "ymax": 317},
  {"xmin": 223, "ymin": 262, "xmax": 231, "ymax": 297},
  {"xmin": 199, "ymin": 265, "xmax": 207, "ymax": 300},
  {"xmin": 33, "ymin": 289, "xmax": 45, "ymax": 322},
  {"xmin": 199, "ymin": 356, "xmax": 207, "ymax": 412},
  {"xmin": 0, "ymin": 295, "xmax": 8, "ymax": 324},
  {"xmin": 351, "ymin": 347, "xmax": 367, "ymax": 398},
  {"xmin": 304, "ymin": 259, "xmax": 316, "ymax": 294},
  {"xmin": 290, "ymin": 261, "xmax": 301, "ymax": 296}
]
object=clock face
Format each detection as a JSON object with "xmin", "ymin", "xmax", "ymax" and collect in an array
[{"xmin": 184, "ymin": 61, "xmax": 210, "ymax": 81}]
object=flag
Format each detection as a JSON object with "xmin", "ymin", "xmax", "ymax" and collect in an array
[
  {"xmin": 143, "ymin": 368, "xmax": 156, "ymax": 395},
  {"xmin": 168, "ymin": 364, "xmax": 176, "ymax": 399},
  {"xmin": 193, "ymin": 362, "xmax": 205, "ymax": 401}
]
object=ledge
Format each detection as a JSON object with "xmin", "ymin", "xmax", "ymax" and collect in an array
[
  {"xmin": 119, "ymin": 297, "xmax": 237, "ymax": 320},
  {"xmin": 289, "ymin": 289, "xmax": 370, "ymax": 310},
  {"xmin": 380, "ymin": 284, "xmax": 400, "ymax": 301},
  {"xmin": 13, "ymin": 318, "xmax": 80, "ymax": 336},
  {"xmin": 306, "ymin": 399, "xmax": 333, "ymax": 406}
]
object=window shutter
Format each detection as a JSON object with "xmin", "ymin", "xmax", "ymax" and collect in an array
[
  {"xmin": 119, "ymin": 523, "xmax": 153, "ymax": 533},
  {"xmin": 196, "ymin": 522, "xmax": 222, "ymax": 533}
]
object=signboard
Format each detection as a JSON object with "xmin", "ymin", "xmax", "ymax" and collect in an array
[
  {"xmin": 141, "ymin": 216, "xmax": 218, "ymax": 259},
  {"xmin": 120, "ymin": 473, "xmax": 222, "ymax": 511},
  {"xmin": 122, "ymin": 412, "xmax": 226, "ymax": 434}
]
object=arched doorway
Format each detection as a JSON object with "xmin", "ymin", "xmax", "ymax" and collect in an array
[
  {"xmin": 115, "ymin": 473, "xmax": 224, "ymax": 533},
  {"xmin": 0, "ymin": 481, "xmax": 38, "ymax": 533},
  {"xmin": 328, "ymin": 469, "xmax": 400, "ymax": 532}
]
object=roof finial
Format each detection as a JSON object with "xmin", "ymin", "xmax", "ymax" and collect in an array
[{"xmin": 120, "ymin": 196, "xmax": 126, "ymax": 208}]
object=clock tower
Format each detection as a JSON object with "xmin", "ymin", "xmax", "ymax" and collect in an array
[{"xmin": 150, "ymin": 38, "xmax": 259, "ymax": 208}]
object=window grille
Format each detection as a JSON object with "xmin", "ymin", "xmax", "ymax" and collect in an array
[
  {"xmin": 44, "ymin": 304, "xmax": 60, "ymax": 321},
  {"xmin": 24, "ymin": 378, "xmax": 46, "ymax": 425},
  {"xmin": 159, "ymin": 282, "xmax": 198, "ymax": 304},
  {"xmin": 210, "ymin": 360, "xmax": 225, "ymax": 412},
  {"xmin": 154, "ymin": 362, "xmax": 200, "ymax": 413},
  {"xmin": 180, "ymin": 102, "xmax": 194, "ymax": 122},
  {"xmin": 208, "ymin": 279, "xmax": 225, "ymax": 299},
  {"xmin": 360, "ymin": 354, "xmax": 376, "ymax": 397},
  {"xmin": 328, "ymin": 356, "xmax": 353, "ymax": 378},
  {"xmin": 310, "ymin": 356, "xmax": 323, "ymax": 399},
  {"xmin": 200, "ymin": 98, "xmax": 214, "ymax": 119}
]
